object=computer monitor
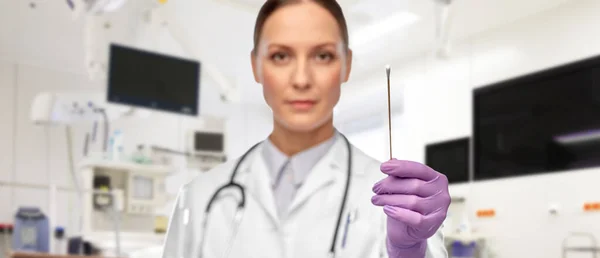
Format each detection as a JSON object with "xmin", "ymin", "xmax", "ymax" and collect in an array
[
  {"xmin": 194, "ymin": 131, "xmax": 224, "ymax": 152},
  {"xmin": 473, "ymin": 54, "xmax": 600, "ymax": 180},
  {"xmin": 107, "ymin": 43, "xmax": 200, "ymax": 116},
  {"xmin": 425, "ymin": 137, "xmax": 470, "ymax": 184}
]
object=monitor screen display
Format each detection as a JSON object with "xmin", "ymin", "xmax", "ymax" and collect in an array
[
  {"xmin": 194, "ymin": 132, "xmax": 224, "ymax": 152},
  {"xmin": 425, "ymin": 137, "xmax": 470, "ymax": 184},
  {"xmin": 132, "ymin": 175, "xmax": 153, "ymax": 200},
  {"xmin": 107, "ymin": 44, "xmax": 200, "ymax": 116},
  {"xmin": 473, "ymin": 55, "xmax": 600, "ymax": 180}
]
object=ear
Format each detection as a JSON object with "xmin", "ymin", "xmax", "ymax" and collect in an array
[
  {"xmin": 251, "ymin": 50, "xmax": 260, "ymax": 83},
  {"xmin": 343, "ymin": 49, "xmax": 353, "ymax": 83}
]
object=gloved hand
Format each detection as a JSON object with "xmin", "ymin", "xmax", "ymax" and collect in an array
[{"xmin": 371, "ymin": 159, "xmax": 450, "ymax": 256}]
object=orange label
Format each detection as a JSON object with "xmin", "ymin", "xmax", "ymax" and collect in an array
[
  {"xmin": 476, "ymin": 209, "xmax": 496, "ymax": 217},
  {"xmin": 583, "ymin": 202, "xmax": 600, "ymax": 211}
]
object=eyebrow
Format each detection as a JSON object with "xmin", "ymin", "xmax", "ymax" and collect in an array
[{"xmin": 267, "ymin": 42, "xmax": 339, "ymax": 49}]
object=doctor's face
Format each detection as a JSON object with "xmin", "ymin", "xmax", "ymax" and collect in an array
[{"xmin": 252, "ymin": 1, "xmax": 352, "ymax": 132}]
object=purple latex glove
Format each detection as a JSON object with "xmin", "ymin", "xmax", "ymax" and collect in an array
[{"xmin": 371, "ymin": 159, "xmax": 450, "ymax": 257}]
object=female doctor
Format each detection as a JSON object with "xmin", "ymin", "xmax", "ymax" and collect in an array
[{"xmin": 161, "ymin": 0, "xmax": 451, "ymax": 258}]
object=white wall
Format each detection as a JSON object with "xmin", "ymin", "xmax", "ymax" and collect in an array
[{"xmin": 348, "ymin": 1, "xmax": 600, "ymax": 257}]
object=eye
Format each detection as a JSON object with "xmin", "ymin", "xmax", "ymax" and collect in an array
[
  {"xmin": 270, "ymin": 52, "xmax": 289, "ymax": 63},
  {"xmin": 315, "ymin": 52, "xmax": 334, "ymax": 62}
]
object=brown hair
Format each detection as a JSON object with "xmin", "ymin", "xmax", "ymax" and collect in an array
[{"xmin": 252, "ymin": 0, "xmax": 349, "ymax": 53}]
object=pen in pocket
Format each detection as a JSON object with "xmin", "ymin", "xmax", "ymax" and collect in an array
[{"xmin": 341, "ymin": 212, "xmax": 351, "ymax": 249}]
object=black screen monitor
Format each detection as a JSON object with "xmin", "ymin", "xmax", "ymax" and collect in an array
[
  {"xmin": 194, "ymin": 132, "xmax": 224, "ymax": 152},
  {"xmin": 107, "ymin": 44, "xmax": 200, "ymax": 116},
  {"xmin": 473, "ymin": 55, "xmax": 600, "ymax": 181},
  {"xmin": 425, "ymin": 137, "xmax": 470, "ymax": 184}
]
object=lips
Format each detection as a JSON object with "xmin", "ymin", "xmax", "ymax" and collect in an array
[{"xmin": 288, "ymin": 100, "xmax": 316, "ymax": 111}]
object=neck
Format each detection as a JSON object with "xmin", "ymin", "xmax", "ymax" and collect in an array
[{"xmin": 269, "ymin": 119, "xmax": 336, "ymax": 157}]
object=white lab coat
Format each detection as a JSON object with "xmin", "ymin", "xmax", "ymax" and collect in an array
[{"xmin": 161, "ymin": 134, "xmax": 447, "ymax": 258}]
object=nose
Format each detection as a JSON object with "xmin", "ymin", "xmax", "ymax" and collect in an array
[{"xmin": 291, "ymin": 58, "xmax": 311, "ymax": 90}]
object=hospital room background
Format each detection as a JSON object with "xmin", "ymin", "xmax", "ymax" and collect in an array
[{"xmin": 0, "ymin": 0, "xmax": 599, "ymax": 257}]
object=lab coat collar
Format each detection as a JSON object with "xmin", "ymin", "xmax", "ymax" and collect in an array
[
  {"xmin": 239, "ymin": 144, "xmax": 281, "ymax": 226},
  {"xmin": 262, "ymin": 133, "xmax": 338, "ymax": 187},
  {"xmin": 237, "ymin": 131, "xmax": 365, "ymax": 227},
  {"xmin": 288, "ymin": 132, "xmax": 365, "ymax": 214}
]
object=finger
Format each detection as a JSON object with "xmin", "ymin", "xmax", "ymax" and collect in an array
[
  {"xmin": 372, "ymin": 194, "xmax": 443, "ymax": 214},
  {"xmin": 383, "ymin": 205, "xmax": 422, "ymax": 226},
  {"xmin": 372, "ymin": 177, "xmax": 440, "ymax": 197},
  {"xmin": 384, "ymin": 205, "xmax": 446, "ymax": 232},
  {"xmin": 380, "ymin": 160, "xmax": 439, "ymax": 181},
  {"xmin": 372, "ymin": 177, "xmax": 422, "ymax": 195}
]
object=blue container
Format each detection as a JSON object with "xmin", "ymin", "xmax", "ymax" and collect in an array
[
  {"xmin": 451, "ymin": 240, "xmax": 476, "ymax": 258},
  {"xmin": 12, "ymin": 207, "xmax": 49, "ymax": 253}
]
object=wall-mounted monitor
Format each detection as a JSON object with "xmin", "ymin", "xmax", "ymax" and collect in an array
[
  {"xmin": 425, "ymin": 137, "xmax": 470, "ymax": 184},
  {"xmin": 107, "ymin": 43, "xmax": 200, "ymax": 116},
  {"xmin": 473, "ymin": 55, "xmax": 600, "ymax": 181},
  {"xmin": 193, "ymin": 131, "xmax": 224, "ymax": 153},
  {"xmin": 185, "ymin": 130, "xmax": 226, "ymax": 162}
]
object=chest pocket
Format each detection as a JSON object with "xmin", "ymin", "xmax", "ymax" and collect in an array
[
  {"xmin": 336, "ymin": 205, "xmax": 382, "ymax": 258},
  {"xmin": 204, "ymin": 194, "xmax": 282, "ymax": 258}
]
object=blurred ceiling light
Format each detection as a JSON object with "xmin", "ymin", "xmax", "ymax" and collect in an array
[
  {"xmin": 66, "ymin": 0, "xmax": 127, "ymax": 14},
  {"xmin": 101, "ymin": 0, "xmax": 127, "ymax": 12},
  {"xmin": 350, "ymin": 11, "xmax": 420, "ymax": 49}
]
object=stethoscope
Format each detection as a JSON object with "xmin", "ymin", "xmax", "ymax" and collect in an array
[{"xmin": 199, "ymin": 134, "xmax": 353, "ymax": 258}]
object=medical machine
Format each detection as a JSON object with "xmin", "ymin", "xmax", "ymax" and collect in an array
[
  {"xmin": 107, "ymin": 43, "xmax": 201, "ymax": 116},
  {"xmin": 181, "ymin": 117, "xmax": 227, "ymax": 170},
  {"xmin": 80, "ymin": 160, "xmax": 173, "ymax": 232},
  {"xmin": 185, "ymin": 130, "xmax": 227, "ymax": 170},
  {"xmin": 186, "ymin": 129, "xmax": 226, "ymax": 162},
  {"xmin": 29, "ymin": 90, "xmax": 149, "ymax": 256},
  {"xmin": 78, "ymin": 160, "xmax": 174, "ymax": 255},
  {"xmin": 30, "ymin": 92, "xmax": 131, "ymax": 126},
  {"xmin": 126, "ymin": 172, "xmax": 165, "ymax": 215}
]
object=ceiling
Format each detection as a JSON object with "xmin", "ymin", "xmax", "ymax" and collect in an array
[{"xmin": 0, "ymin": 0, "xmax": 573, "ymax": 105}]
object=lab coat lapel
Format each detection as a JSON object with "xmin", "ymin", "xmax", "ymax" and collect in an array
[
  {"xmin": 288, "ymin": 135, "xmax": 347, "ymax": 214},
  {"xmin": 244, "ymin": 145, "xmax": 280, "ymax": 225}
]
